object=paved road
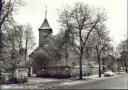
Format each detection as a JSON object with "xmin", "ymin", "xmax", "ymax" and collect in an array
[{"xmin": 62, "ymin": 74, "xmax": 128, "ymax": 89}]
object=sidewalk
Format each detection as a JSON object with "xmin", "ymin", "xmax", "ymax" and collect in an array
[{"xmin": 0, "ymin": 73, "xmax": 125, "ymax": 89}]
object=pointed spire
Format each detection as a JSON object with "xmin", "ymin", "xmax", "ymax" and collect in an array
[
  {"xmin": 38, "ymin": 6, "xmax": 52, "ymax": 31},
  {"xmin": 39, "ymin": 18, "xmax": 52, "ymax": 30}
]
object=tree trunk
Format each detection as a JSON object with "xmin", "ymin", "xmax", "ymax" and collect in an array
[
  {"xmin": 102, "ymin": 58, "xmax": 105, "ymax": 73},
  {"xmin": 98, "ymin": 55, "xmax": 101, "ymax": 77},
  {"xmin": 0, "ymin": 31, "xmax": 2, "ymax": 56},
  {"xmin": 79, "ymin": 48, "xmax": 83, "ymax": 80},
  {"xmin": 125, "ymin": 55, "xmax": 127, "ymax": 73},
  {"xmin": 25, "ymin": 38, "xmax": 28, "ymax": 61},
  {"xmin": 79, "ymin": 55, "xmax": 83, "ymax": 80},
  {"xmin": 0, "ymin": 1, "xmax": 4, "ymax": 62},
  {"xmin": 65, "ymin": 42, "xmax": 68, "ymax": 65}
]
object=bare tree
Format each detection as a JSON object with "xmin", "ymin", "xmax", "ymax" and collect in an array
[
  {"xmin": 24, "ymin": 24, "xmax": 35, "ymax": 61},
  {"xmin": 0, "ymin": 0, "xmax": 23, "ymax": 28},
  {"xmin": 117, "ymin": 39, "xmax": 128, "ymax": 73},
  {"xmin": 0, "ymin": 24, "xmax": 23, "ymax": 71},
  {"xmin": 7, "ymin": 24, "xmax": 35, "ymax": 61},
  {"xmin": 0, "ymin": 23, "xmax": 35, "ymax": 72},
  {"xmin": 0, "ymin": 0, "xmax": 23, "ymax": 46},
  {"xmin": 23, "ymin": 24, "xmax": 35, "ymax": 76},
  {"xmin": 0, "ymin": 0, "xmax": 24, "ymax": 68},
  {"xmin": 91, "ymin": 25, "xmax": 111, "ymax": 77},
  {"xmin": 58, "ymin": 2, "xmax": 107, "ymax": 79},
  {"xmin": 55, "ymin": 28, "xmax": 73, "ymax": 65}
]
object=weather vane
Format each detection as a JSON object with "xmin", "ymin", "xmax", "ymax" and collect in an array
[{"xmin": 45, "ymin": 6, "xmax": 47, "ymax": 19}]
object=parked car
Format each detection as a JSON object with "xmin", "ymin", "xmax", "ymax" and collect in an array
[{"xmin": 104, "ymin": 70, "xmax": 114, "ymax": 77}]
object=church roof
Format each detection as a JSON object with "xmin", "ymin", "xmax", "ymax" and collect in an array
[
  {"xmin": 39, "ymin": 18, "xmax": 52, "ymax": 30},
  {"xmin": 29, "ymin": 36, "xmax": 57, "ymax": 59}
]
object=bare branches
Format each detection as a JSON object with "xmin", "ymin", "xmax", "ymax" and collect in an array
[
  {"xmin": 58, "ymin": 2, "xmax": 108, "ymax": 79},
  {"xmin": 0, "ymin": 0, "xmax": 24, "ymax": 30}
]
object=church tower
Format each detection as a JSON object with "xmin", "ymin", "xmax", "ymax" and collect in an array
[{"xmin": 38, "ymin": 9, "xmax": 52, "ymax": 47}]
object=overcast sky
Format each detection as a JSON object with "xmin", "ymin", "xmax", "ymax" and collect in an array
[{"xmin": 14, "ymin": 0, "xmax": 127, "ymax": 47}]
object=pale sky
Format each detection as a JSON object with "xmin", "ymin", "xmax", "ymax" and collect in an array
[{"xmin": 14, "ymin": 0, "xmax": 127, "ymax": 48}]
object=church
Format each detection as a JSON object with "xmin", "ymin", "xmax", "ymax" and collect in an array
[{"xmin": 29, "ymin": 11, "xmax": 71, "ymax": 78}]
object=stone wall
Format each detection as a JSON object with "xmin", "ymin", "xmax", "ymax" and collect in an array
[
  {"xmin": 36, "ymin": 66, "xmax": 71, "ymax": 78},
  {"xmin": 71, "ymin": 66, "xmax": 99, "ymax": 77},
  {"xmin": 34, "ymin": 66, "xmax": 99, "ymax": 78}
]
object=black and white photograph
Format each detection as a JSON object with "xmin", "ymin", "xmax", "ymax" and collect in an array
[{"xmin": 0, "ymin": 0, "xmax": 127, "ymax": 89}]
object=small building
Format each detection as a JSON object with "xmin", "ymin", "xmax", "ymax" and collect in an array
[
  {"xmin": 29, "ymin": 11, "xmax": 71, "ymax": 78},
  {"xmin": 14, "ymin": 64, "xmax": 29, "ymax": 79},
  {"xmin": 7, "ymin": 59, "xmax": 29, "ymax": 83},
  {"xmin": 0, "ymin": 56, "xmax": 29, "ymax": 83}
]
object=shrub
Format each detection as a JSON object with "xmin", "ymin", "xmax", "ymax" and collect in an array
[{"xmin": 104, "ymin": 70, "xmax": 114, "ymax": 77}]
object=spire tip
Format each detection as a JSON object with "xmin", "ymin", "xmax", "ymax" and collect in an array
[{"xmin": 45, "ymin": 6, "xmax": 47, "ymax": 19}]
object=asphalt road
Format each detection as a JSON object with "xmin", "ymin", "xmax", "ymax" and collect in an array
[{"xmin": 62, "ymin": 74, "xmax": 128, "ymax": 89}]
